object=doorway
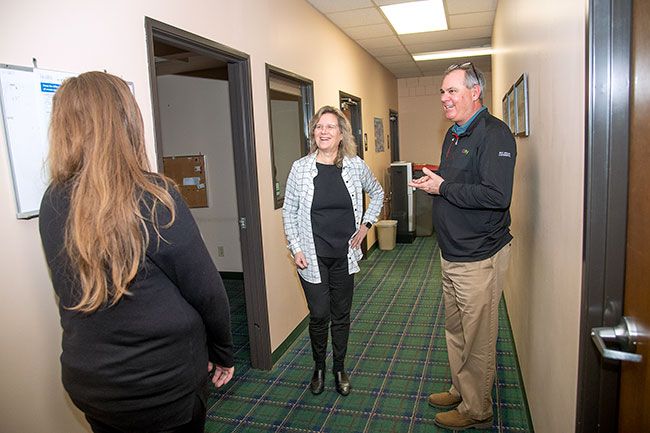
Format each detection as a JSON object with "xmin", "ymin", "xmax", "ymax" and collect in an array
[
  {"xmin": 339, "ymin": 92, "xmax": 363, "ymax": 160},
  {"xmin": 389, "ymin": 109, "xmax": 400, "ymax": 162},
  {"xmin": 577, "ymin": 0, "xmax": 649, "ymax": 431},
  {"xmin": 145, "ymin": 18, "xmax": 272, "ymax": 370},
  {"xmin": 339, "ymin": 92, "xmax": 367, "ymax": 254}
]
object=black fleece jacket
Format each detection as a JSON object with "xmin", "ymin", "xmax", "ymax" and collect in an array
[
  {"xmin": 39, "ymin": 180, "xmax": 233, "ymax": 431},
  {"xmin": 432, "ymin": 108, "xmax": 516, "ymax": 261}
]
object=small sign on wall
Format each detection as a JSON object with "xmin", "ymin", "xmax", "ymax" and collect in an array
[
  {"xmin": 162, "ymin": 154, "xmax": 208, "ymax": 208},
  {"xmin": 374, "ymin": 117, "xmax": 385, "ymax": 152}
]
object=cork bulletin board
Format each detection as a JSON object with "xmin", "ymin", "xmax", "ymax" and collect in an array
[{"xmin": 162, "ymin": 154, "xmax": 208, "ymax": 208}]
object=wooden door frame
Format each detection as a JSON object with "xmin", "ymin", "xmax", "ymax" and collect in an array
[
  {"xmin": 576, "ymin": 0, "xmax": 631, "ymax": 431},
  {"xmin": 144, "ymin": 18, "xmax": 272, "ymax": 370}
]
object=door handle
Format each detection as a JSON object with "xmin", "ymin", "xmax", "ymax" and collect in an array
[{"xmin": 591, "ymin": 316, "xmax": 642, "ymax": 363}]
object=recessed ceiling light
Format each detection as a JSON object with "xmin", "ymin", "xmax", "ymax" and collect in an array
[
  {"xmin": 380, "ymin": 0, "xmax": 448, "ymax": 35},
  {"xmin": 413, "ymin": 47, "xmax": 493, "ymax": 61}
]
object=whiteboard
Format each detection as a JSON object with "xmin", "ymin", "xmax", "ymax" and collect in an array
[{"xmin": 0, "ymin": 65, "xmax": 76, "ymax": 218}]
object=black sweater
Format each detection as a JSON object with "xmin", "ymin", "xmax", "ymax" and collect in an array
[
  {"xmin": 311, "ymin": 163, "xmax": 355, "ymax": 258},
  {"xmin": 433, "ymin": 109, "xmax": 516, "ymax": 261},
  {"xmin": 39, "ymin": 180, "xmax": 233, "ymax": 430}
]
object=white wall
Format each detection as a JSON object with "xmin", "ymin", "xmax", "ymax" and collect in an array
[
  {"xmin": 397, "ymin": 73, "xmax": 492, "ymax": 164},
  {"xmin": 491, "ymin": 1, "xmax": 586, "ymax": 432},
  {"xmin": 0, "ymin": 0, "xmax": 397, "ymax": 431},
  {"xmin": 157, "ymin": 75, "xmax": 242, "ymax": 272}
]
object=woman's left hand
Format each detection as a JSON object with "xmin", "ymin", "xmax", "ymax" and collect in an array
[{"xmin": 350, "ymin": 225, "xmax": 369, "ymax": 249}]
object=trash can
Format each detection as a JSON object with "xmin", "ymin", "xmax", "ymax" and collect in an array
[{"xmin": 375, "ymin": 220, "xmax": 398, "ymax": 251}]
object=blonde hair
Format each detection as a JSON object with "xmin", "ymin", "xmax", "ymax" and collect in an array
[
  {"xmin": 308, "ymin": 105, "xmax": 357, "ymax": 167},
  {"xmin": 48, "ymin": 71, "xmax": 175, "ymax": 313}
]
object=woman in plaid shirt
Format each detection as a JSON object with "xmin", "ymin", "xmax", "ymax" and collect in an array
[{"xmin": 283, "ymin": 106, "xmax": 384, "ymax": 396}]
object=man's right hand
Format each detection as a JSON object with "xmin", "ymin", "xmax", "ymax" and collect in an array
[{"xmin": 409, "ymin": 167, "xmax": 444, "ymax": 195}]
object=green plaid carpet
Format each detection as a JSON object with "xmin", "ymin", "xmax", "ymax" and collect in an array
[
  {"xmin": 223, "ymin": 276, "xmax": 251, "ymax": 365},
  {"xmin": 211, "ymin": 236, "xmax": 533, "ymax": 432}
]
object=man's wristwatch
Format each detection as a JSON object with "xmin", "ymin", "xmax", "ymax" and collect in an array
[{"xmin": 364, "ymin": 221, "xmax": 373, "ymax": 229}]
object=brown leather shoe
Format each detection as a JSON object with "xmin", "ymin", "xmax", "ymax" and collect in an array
[
  {"xmin": 434, "ymin": 409, "xmax": 492, "ymax": 430},
  {"xmin": 427, "ymin": 391, "xmax": 462, "ymax": 409}
]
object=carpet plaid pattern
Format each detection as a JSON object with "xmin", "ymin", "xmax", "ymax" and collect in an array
[
  {"xmin": 223, "ymin": 277, "xmax": 251, "ymax": 365},
  {"xmin": 210, "ymin": 236, "xmax": 532, "ymax": 432}
]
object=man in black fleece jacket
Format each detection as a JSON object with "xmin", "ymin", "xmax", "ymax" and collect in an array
[{"xmin": 410, "ymin": 62, "xmax": 516, "ymax": 431}]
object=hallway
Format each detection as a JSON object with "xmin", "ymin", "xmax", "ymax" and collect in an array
[{"xmin": 206, "ymin": 237, "xmax": 532, "ymax": 432}]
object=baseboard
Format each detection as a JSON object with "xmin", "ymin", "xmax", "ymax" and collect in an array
[
  {"xmin": 365, "ymin": 241, "xmax": 377, "ymax": 258},
  {"xmin": 271, "ymin": 314, "xmax": 310, "ymax": 365}
]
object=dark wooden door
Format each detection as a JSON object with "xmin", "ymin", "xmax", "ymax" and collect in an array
[{"xmin": 618, "ymin": 0, "xmax": 650, "ymax": 430}]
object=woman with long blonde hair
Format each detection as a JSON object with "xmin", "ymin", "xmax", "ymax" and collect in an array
[{"xmin": 39, "ymin": 71, "xmax": 234, "ymax": 433}]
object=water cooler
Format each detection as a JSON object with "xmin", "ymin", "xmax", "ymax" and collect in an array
[{"xmin": 390, "ymin": 161, "xmax": 416, "ymax": 243}]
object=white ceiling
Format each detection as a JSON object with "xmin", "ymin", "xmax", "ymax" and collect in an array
[{"xmin": 306, "ymin": 0, "xmax": 497, "ymax": 78}]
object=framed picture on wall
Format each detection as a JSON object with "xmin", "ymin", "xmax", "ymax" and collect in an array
[
  {"xmin": 514, "ymin": 73, "xmax": 529, "ymax": 136},
  {"xmin": 502, "ymin": 93, "xmax": 510, "ymax": 129},
  {"xmin": 506, "ymin": 85, "xmax": 517, "ymax": 133},
  {"xmin": 374, "ymin": 117, "xmax": 385, "ymax": 152}
]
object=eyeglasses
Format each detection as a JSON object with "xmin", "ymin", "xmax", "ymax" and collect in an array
[
  {"xmin": 449, "ymin": 62, "xmax": 479, "ymax": 82},
  {"xmin": 314, "ymin": 124, "xmax": 339, "ymax": 132}
]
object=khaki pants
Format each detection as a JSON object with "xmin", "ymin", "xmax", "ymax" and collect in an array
[{"xmin": 440, "ymin": 243, "xmax": 511, "ymax": 420}]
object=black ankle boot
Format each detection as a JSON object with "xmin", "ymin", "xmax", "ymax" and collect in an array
[
  {"xmin": 310, "ymin": 369, "xmax": 324, "ymax": 395},
  {"xmin": 334, "ymin": 371, "xmax": 351, "ymax": 396}
]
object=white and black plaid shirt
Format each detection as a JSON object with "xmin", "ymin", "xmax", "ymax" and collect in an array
[{"xmin": 282, "ymin": 153, "xmax": 384, "ymax": 283}]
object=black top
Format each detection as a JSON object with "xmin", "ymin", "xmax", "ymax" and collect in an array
[
  {"xmin": 432, "ymin": 109, "xmax": 516, "ymax": 262},
  {"xmin": 39, "ymin": 178, "xmax": 234, "ymax": 431},
  {"xmin": 311, "ymin": 163, "xmax": 355, "ymax": 258}
]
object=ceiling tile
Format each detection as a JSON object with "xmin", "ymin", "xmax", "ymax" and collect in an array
[
  {"xmin": 344, "ymin": 23, "xmax": 394, "ymax": 39},
  {"xmin": 400, "ymin": 26, "xmax": 492, "ymax": 47},
  {"xmin": 406, "ymin": 37, "xmax": 491, "ymax": 54},
  {"xmin": 357, "ymin": 35, "xmax": 402, "ymax": 49},
  {"xmin": 306, "ymin": 0, "xmax": 374, "ymax": 14},
  {"xmin": 448, "ymin": 11, "xmax": 496, "ymax": 29},
  {"xmin": 445, "ymin": 0, "xmax": 497, "ymax": 15},
  {"xmin": 417, "ymin": 56, "xmax": 492, "ymax": 76},
  {"xmin": 327, "ymin": 8, "xmax": 385, "ymax": 28},
  {"xmin": 365, "ymin": 45, "xmax": 410, "ymax": 57},
  {"xmin": 377, "ymin": 54, "xmax": 416, "ymax": 65},
  {"xmin": 386, "ymin": 64, "xmax": 422, "ymax": 74},
  {"xmin": 374, "ymin": 0, "xmax": 417, "ymax": 5},
  {"xmin": 306, "ymin": 0, "xmax": 497, "ymax": 78}
]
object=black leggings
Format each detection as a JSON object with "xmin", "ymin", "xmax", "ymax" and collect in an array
[{"xmin": 300, "ymin": 256, "xmax": 354, "ymax": 373}]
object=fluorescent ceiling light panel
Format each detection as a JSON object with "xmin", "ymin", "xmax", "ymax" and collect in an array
[
  {"xmin": 413, "ymin": 47, "xmax": 493, "ymax": 61},
  {"xmin": 380, "ymin": 0, "xmax": 447, "ymax": 35}
]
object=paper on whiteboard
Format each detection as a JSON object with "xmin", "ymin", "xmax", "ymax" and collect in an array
[{"xmin": 0, "ymin": 66, "xmax": 75, "ymax": 218}]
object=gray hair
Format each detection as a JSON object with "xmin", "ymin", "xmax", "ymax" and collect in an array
[{"xmin": 444, "ymin": 62, "xmax": 485, "ymax": 103}]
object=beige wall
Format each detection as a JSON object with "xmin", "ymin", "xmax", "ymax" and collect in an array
[
  {"xmin": 397, "ymin": 73, "xmax": 492, "ymax": 165},
  {"xmin": 0, "ymin": 1, "xmax": 397, "ymax": 431},
  {"xmin": 492, "ymin": 1, "xmax": 586, "ymax": 433}
]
